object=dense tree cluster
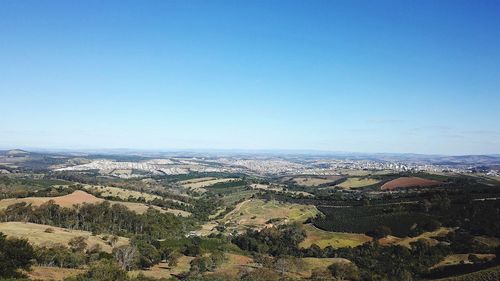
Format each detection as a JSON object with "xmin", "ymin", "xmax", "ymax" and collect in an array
[
  {"xmin": 337, "ymin": 241, "xmax": 447, "ymax": 280},
  {"xmin": 313, "ymin": 204, "xmax": 437, "ymax": 237},
  {"xmin": 0, "ymin": 233, "xmax": 34, "ymax": 278},
  {"xmin": 0, "ymin": 200, "xmax": 194, "ymax": 239},
  {"xmin": 34, "ymin": 242, "xmax": 111, "ymax": 268},
  {"xmin": 233, "ymin": 224, "xmax": 306, "ymax": 256}
]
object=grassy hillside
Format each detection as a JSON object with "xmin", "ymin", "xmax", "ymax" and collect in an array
[
  {"xmin": 0, "ymin": 190, "xmax": 191, "ymax": 216},
  {"xmin": 0, "ymin": 222, "xmax": 128, "ymax": 253},
  {"xmin": 337, "ymin": 177, "xmax": 381, "ymax": 189},
  {"xmin": 299, "ymin": 224, "xmax": 371, "ymax": 249},
  {"xmin": 220, "ymin": 199, "xmax": 318, "ymax": 232}
]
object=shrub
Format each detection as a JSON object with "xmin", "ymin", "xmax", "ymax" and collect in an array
[{"xmin": 44, "ymin": 227, "xmax": 55, "ymax": 233}]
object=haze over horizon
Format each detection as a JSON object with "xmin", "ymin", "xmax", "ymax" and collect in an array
[{"xmin": 1, "ymin": 0, "xmax": 500, "ymax": 155}]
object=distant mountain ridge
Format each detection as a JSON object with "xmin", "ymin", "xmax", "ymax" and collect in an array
[{"xmin": 2, "ymin": 148, "xmax": 500, "ymax": 166}]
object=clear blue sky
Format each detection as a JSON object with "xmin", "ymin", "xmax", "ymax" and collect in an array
[{"xmin": 1, "ymin": 0, "xmax": 499, "ymax": 155}]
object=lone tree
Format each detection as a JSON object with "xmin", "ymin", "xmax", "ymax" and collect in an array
[
  {"xmin": 113, "ymin": 245, "xmax": 139, "ymax": 271},
  {"xmin": 328, "ymin": 262, "xmax": 360, "ymax": 281},
  {"xmin": 273, "ymin": 256, "xmax": 304, "ymax": 277},
  {"xmin": 69, "ymin": 236, "xmax": 88, "ymax": 252}
]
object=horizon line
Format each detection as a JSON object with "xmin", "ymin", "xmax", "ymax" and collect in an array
[{"xmin": 2, "ymin": 146, "xmax": 499, "ymax": 157}]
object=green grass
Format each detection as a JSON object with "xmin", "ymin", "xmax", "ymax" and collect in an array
[
  {"xmin": 221, "ymin": 189, "xmax": 259, "ymax": 205},
  {"xmin": 337, "ymin": 177, "xmax": 381, "ymax": 189},
  {"xmin": 220, "ymin": 199, "xmax": 319, "ymax": 232},
  {"xmin": 299, "ymin": 224, "xmax": 371, "ymax": 249}
]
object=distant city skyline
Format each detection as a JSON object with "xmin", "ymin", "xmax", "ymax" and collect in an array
[{"xmin": 1, "ymin": 0, "xmax": 499, "ymax": 155}]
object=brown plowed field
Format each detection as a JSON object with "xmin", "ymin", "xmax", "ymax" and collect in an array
[{"xmin": 381, "ymin": 177, "xmax": 442, "ymax": 190}]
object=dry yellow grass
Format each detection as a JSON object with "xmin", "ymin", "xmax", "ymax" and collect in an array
[
  {"xmin": 379, "ymin": 227, "xmax": 454, "ymax": 248},
  {"xmin": 299, "ymin": 224, "xmax": 371, "ymax": 249},
  {"xmin": 474, "ymin": 236, "xmax": 500, "ymax": 248},
  {"xmin": 337, "ymin": 177, "xmax": 380, "ymax": 189},
  {"xmin": 337, "ymin": 169, "xmax": 394, "ymax": 176},
  {"xmin": 206, "ymin": 253, "xmax": 254, "ymax": 279},
  {"xmin": 250, "ymin": 184, "xmax": 313, "ymax": 197},
  {"xmin": 0, "ymin": 190, "xmax": 191, "ymax": 217},
  {"xmin": 25, "ymin": 254, "xmax": 352, "ymax": 280},
  {"xmin": 111, "ymin": 169, "xmax": 132, "ymax": 175},
  {"xmin": 290, "ymin": 176, "xmax": 343, "ymax": 187},
  {"xmin": 177, "ymin": 177, "xmax": 216, "ymax": 184},
  {"xmin": 431, "ymin": 254, "xmax": 496, "ymax": 269},
  {"xmin": 82, "ymin": 185, "xmax": 163, "ymax": 202},
  {"xmin": 116, "ymin": 201, "xmax": 191, "ymax": 217},
  {"xmin": 196, "ymin": 221, "xmax": 219, "ymax": 236},
  {"xmin": 198, "ymin": 199, "xmax": 318, "ymax": 236},
  {"xmin": 0, "ymin": 190, "xmax": 102, "ymax": 209},
  {"xmin": 204, "ymin": 254, "xmax": 350, "ymax": 279},
  {"xmin": 26, "ymin": 266, "xmax": 84, "ymax": 280},
  {"xmin": 180, "ymin": 178, "xmax": 239, "ymax": 191},
  {"xmin": 0, "ymin": 222, "xmax": 128, "ymax": 253},
  {"xmin": 489, "ymin": 176, "xmax": 500, "ymax": 183},
  {"xmin": 130, "ymin": 256, "xmax": 194, "ymax": 279},
  {"xmin": 251, "ymin": 183, "xmax": 281, "ymax": 191},
  {"xmin": 295, "ymin": 257, "xmax": 351, "ymax": 278},
  {"xmin": 220, "ymin": 199, "xmax": 318, "ymax": 232}
]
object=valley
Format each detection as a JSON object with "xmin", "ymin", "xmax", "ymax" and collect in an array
[{"xmin": 0, "ymin": 149, "xmax": 499, "ymax": 281}]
